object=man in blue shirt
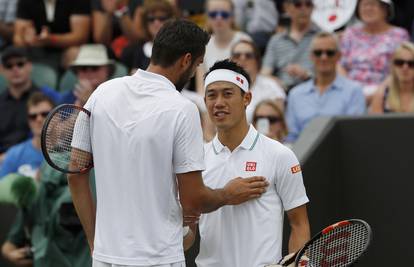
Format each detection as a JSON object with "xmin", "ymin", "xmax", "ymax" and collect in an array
[
  {"xmin": 0, "ymin": 92, "xmax": 55, "ymax": 178},
  {"xmin": 285, "ymin": 32, "xmax": 366, "ymax": 143}
]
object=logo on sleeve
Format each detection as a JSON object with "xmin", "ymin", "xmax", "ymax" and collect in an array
[
  {"xmin": 291, "ymin": 164, "xmax": 301, "ymax": 174},
  {"xmin": 245, "ymin": 161, "xmax": 257, "ymax": 171}
]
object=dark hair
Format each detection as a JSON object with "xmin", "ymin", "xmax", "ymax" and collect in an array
[
  {"xmin": 27, "ymin": 91, "xmax": 55, "ymax": 109},
  {"xmin": 151, "ymin": 19, "xmax": 210, "ymax": 67},
  {"xmin": 204, "ymin": 59, "xmax": 251, "ymax": 91}
]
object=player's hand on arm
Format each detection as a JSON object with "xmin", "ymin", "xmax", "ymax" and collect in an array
[
  {"xmin": 286, "ymin": 204, "xmax": 310, "ymax": 253},
  {"xmin": 1, "ymin": 241, "xmax": 33, "ymax": 266}
]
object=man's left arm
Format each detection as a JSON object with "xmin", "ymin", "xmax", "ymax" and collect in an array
[
  {"xmin": 346, "ymin": 85, "xmax": 367, "ymax": 115},
  {"xmin": 286, "ymin": 204, "xmax": 310, "ymax": 253}
]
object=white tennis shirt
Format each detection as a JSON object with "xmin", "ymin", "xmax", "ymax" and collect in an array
[
  {"xmin": 196, "ymin": 125, "xmax": 308, "ymax": 267},
  {"xmin": 81, "ymin": 69, "xmax": 205, "ymax": 265}
]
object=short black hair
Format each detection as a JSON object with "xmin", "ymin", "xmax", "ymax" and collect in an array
[
  {"xmin": 151, "ymin": 19, "xmax": 210, "ymax": 67},
  {"xmin": 204, "ymin": 59, "xmax": 251, "ymax": 88}
]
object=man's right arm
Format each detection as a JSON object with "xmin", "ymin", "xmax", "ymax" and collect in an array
[{"xmin": 177, "ymin": 171, "xmax": 268, "ymax": 215}]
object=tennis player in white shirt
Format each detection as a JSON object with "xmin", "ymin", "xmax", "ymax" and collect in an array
[
  {"xmin": 67, "ymin": 20, "xmax": 269, "ymax": 267},
  {"xmin": 195, "ymin": 60, "xmax": 311, "ymax": 267}
]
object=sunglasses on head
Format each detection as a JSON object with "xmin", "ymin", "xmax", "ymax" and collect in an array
[
  {"xmin": 254, "ymin": 116, "xmax": 282, "ymax": 124},
  {"xmin": 232, "ymin": 52, "xmax": 255, "ymax": 60},
  {"xmin": 393, "ymin": 59, "xmax": 414, "ymax": 68},
  {"xmin": 28, "ymin": 111, "xmax": 50, "ymax": 121},
  {"xmin": 208, "ymin": 10, "xmax": 232, "ymax": 20},
  {"xmin": 146, "ymin": 15, "xmax": 170, "ymax": 23},
  {"xmin": 312, "ymin": 49, "xmax": 337, "ymax": 58},
  {"xmin": 4, "ymin": 60, "xmax": 26, "ymax": 70},
  {"xmin": 293, "ymin": 1, "xmax": 313, "ymax": 8}
]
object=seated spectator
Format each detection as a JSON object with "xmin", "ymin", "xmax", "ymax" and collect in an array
[
  {"xmin": 286, "ymin": 32, "xmax": 366, "ymax": 143},
  {"xmin": 60, "ymin": 44, "xmax": 115, "ymax": 106},
  {"xmin": 230, "ymin": 39, "xmax": 285, "ymax": 122},
  {"xmin": 261, "ymin": 0, "xmax": 317, "ymax": 91},
  {"xmin": 0, "ymin": 92, "xmax": 54, "ymax": 179},
  {"xmin": 370, "ymin": 41, "xmax": 414, "ymax": 113},
  {"xmin": 0, "ymin": 46, "xmax": 60, "ymax": 161},
  {"xmin": 195, "ymin": 0, "xmax": 251, "ymax": 94},
  {"xmin": 120, "ymin": 0, "xmax": 176, "ymax": 72},
  {"xmin": 13, "ymin": 0, "xmax": 91, "ymax": 70},
  {"xmin": 232, "ymin": 0, "xmax": 279, "ymax": 54},
  {"xmin": 252, "ymin": 99, "xmax": 288, "ymax": 142},
  {"xmin": 1, "ymin": 161, "xmax": 93, "ymax": 267},
  {"xmin": 0, "ymin": 0, "xmax": 17, "ymax": 49},
  {"xmin": 339, "ymin": 0, "xmax": 409, "ymax": 97},
  {"xmin": 92, "ymin": 0, "xmax": 148, "ymax": 57}
]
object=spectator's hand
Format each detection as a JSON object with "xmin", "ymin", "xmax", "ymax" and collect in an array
[
  {"xmin": 223, "ymin": 176, "xmax": 268, "ymax": 205},
  {"xmin": 23, "ymin": 26, "xmax": 37, "ymax": 46},
  {"xmin": 74, "ymin": 79, "xmax": 94, "ymax": 106},
  {"xmin": 284, "ymin": 64, "xmax": 310, "ymax": 80},
  {"xmin": 30, "ymin": 26, "xmax": 51, "ymax": 47},
  {"xmin": 5, "ymin": 246, "xmax": 33, "ymax": 266}
]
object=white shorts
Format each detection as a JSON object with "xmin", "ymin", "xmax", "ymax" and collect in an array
[{"xmin": 92, "ymin": 259, "xmax": 185, "ymax": 267}]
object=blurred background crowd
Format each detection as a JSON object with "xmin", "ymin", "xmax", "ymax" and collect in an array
[{"xmin": 0, "ymin": 0, "xmax": 414, "ymax": 266}]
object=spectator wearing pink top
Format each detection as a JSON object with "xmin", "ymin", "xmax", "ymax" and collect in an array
[{"xmin": 339, "ymin": 0, "xmax": 409, "ymax": 99}]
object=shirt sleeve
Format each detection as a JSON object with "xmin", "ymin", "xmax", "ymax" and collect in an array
[
  {"xmin": 71, "ymin": 97, "xmax": 94, "ymax": 153},
  {"xmin": 274, "ymin": 146, "xmax": 309, "ymax": 211},
  {"xmin": 16, "ymin": 0, "xmax": 32, "ymax": 20},
  {"xmin": 173, "ymin": 101, "xmax": 205, "ymax": 174},
  {"xmin": 285, "ymin": 92, "xmax": 300, "ymax": 143},
  {"xmin": 262, "ymin": 35, "xmax": 278, "ymax": 70},
  {"xmin": 0, "ymin": 148, "xmax": 18, "ymax": 178},
  {"xmin": 345, "ymin": 85, "xmax": 367, "ymax": 115}
]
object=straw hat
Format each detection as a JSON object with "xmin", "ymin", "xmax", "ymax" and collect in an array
[{"xmin": 71, "ymin": 44, "xmax": 114, "ymax": 67}]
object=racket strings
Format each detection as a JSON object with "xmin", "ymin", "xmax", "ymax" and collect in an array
[
  {"xmin": 44, "ymin": 107, "xmax": 92, "ymax": 172},
  {"xmin": 304, "ymin": 223, "xmax": 370, "ymax": 267}
]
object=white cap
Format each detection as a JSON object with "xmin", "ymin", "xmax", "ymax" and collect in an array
[{"xmin": 71, "ymin": 44, "xmax": 114, "ymax": 67}]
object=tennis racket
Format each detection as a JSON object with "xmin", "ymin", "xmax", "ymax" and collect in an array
[
  {"xmin": 268, "ymin": 219, "xmax": 372, "ymax": 267},
  {"xmin": 41, "ymin": 104, "xmax": 93, "ymax": 174}
]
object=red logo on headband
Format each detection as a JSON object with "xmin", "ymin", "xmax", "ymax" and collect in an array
[{"xmin": 236, "ymin": 76, "xmax": 244, "ymax": 84}]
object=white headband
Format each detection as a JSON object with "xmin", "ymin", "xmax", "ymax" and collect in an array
[{"xmin": 204, "ymin": 69, "xmax": 249, "ymax": 92}]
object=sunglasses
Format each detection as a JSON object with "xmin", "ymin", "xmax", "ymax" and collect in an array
[
  {"xmin": 254, "ymin": 116, "xmax": 282, "ymax": 124},
  {"xmin": 146, "ymin": 15, "xmax": 170, "ymax": 23},
  {"xmin": 4, "ymin": 60, "xmax": 26, "ymax": 70},
  {"xmin": 393, "ymin": 59, "xmax": 414, "ymax": 68},
  {"xmin": 293, "ymin": 1, "xmax": 313, "ymax": 8},
  {"xmin": 208, "ymin": 10, "xmax": 232, "ymax": 20},
  {"xmin": 28, "ymin": 111, "xmax": 50, "ymax": 121},
  {"xmin": 312, "ymin": 49, "xmax": 337, "ymax": 58},
  {"xmin": 75, "ymin": 66, "xmax": 102, "ymax": 72},
  {"xmin": 232, "ymin": 52, "xmax": 255, "ymax": 60}
]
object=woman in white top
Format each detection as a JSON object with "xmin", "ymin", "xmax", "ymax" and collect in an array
[
  {"xmin": 196, "ymin": 0, "xmax": 251, "ymax": 94},
  {"xmin": 230, "ymin": 40, "xmax": 286, "ymax": 122}
]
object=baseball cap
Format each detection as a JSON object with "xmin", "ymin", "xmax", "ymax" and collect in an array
[{"xmin": 1, "ymin": 46, "xmax": 29, "ymax": 64}]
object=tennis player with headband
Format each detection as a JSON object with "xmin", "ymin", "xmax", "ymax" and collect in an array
[
  {"xmin": 67, "ymin": 20, "xmax": 269, "ymax": 267},
  {"xmin": 195, "ymin": 59, "xmax": 310, "ymax": 267}
]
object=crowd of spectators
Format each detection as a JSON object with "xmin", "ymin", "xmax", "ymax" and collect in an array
[{"xmin": 1, "ymin": 0, "xmax": 414, "ymax": 266}]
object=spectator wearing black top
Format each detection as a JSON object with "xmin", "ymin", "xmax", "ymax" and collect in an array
[
  {"xmin": 13, "ymin": 0, "xmax": 91, "ymax": 70},
  {"xmin": 0, "ymin": 46, "xmax": 60, "ymax": 161},
  {"xmin": 0, "ymin": 0, "xmax": 17, "ymax": 49}
]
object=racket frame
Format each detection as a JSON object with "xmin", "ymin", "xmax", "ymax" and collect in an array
[{"xmin": 41, "ymin": 104, "xmax": 92, "ymax": 174}]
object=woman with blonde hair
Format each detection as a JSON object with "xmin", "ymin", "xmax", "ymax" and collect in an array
[
  {"xmin": 252, "ymin": 99, "xmax": 288, "ymax": 142},
  {"xmin": 370, "ymin": 41, "xmax": 414, "ymax": 113}
]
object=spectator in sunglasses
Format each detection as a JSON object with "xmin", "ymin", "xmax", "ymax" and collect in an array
[
  {"xmin": 370, "ymin": 41, "xmax": 414, "ymax": 113},
  {"xmin": 285, "ymin": 32, "xmax": 366, "ymax": 143},
  {"xmin": 0, "ymin": 46, "xmax": 60, "ymax": 162},
  {"xmin": 231, "ymin": 40, "xmax": 285, "ymax": 123},
  {"xmin": 261, "ymin": 0, "xmax": 317, "ymax": 91},
  {"xmin": 60, "ymin": 44, "xmax": 115, "ymax": 106},
  {"xmin": 195, "ymin": 0, "xmax": 251, "ymax": 94},
  {"xmin": 0, "ymin": 92, "xmax": 54, "ymax": 179},
  {"xmin": 339, "ymin": 0, "xmax": 409, "ymax": 99},
  {"xmin": 253, "ymin": 99, "xmax": 288, "ymax": 142},
  {"xmin": 120, "ymin": 0, "xmax": 176, "ymax": 72}
]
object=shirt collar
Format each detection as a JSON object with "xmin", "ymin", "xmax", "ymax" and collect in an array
[
  {"xmin": 212, "ymin": 125, "xmax": 260, "ymax": 155},
  {"xmin": 306, "ymin": 75, "xmax": 343, "ymax": 94},
  {"xmin": 133, "ymin": 69, "xmax": 176, "ymax": 91}
]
